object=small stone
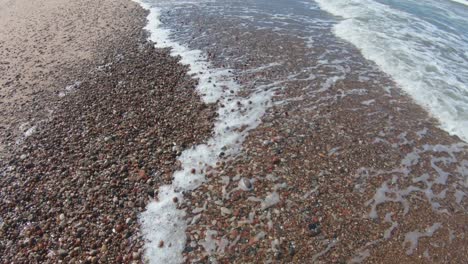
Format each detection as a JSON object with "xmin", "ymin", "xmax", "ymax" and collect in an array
[
  {"xmin": 173, "ymin": 197, "xmax": 178, "ymax": 203},
  {"xmin": 183, "ymin": 245, "xmax": 194, "ymax": 253},
  {"xmin": 229, "ymin": 229, "xmax": 238, "ymax": 239},
  {"xmin": 115, "ymin": 224, "xmax": 124, "ymax": 233},
  {"xmin": 239, "ymin": 178, "xmax": 252, "ymax": 191},
  {"xmin": 233, "ymin": 209, "xmax": 240, "ymax": 217},
  {"xmin": 220, "ymin": 207, "xmax": 232, "ymax": 215},
  {"xmin": 158, "ymin": 240, "xmax": 164, "ymax": 248},
  {"xmin": 308, "ymin": 222, "xmax": 321, "ymax": 237},
  {"xmin": 101, "ymin": 244, "xmax": 108, "ymax": 253},
  {"xmin": 58, "ymin": 249, "xmax": 68, "ymax": 258},
  {"xmin": 76, "ymin": 227, "xmax": 86, "ymax": 236},
  {"xmin": 288, "ymin": 242, "xmax": 296, "ymax": 256},
  {"xmin": 272, "ymin": 157, "xmax": 281, "ymax": 165},
  {"xmin": 138, "ymin": 169, "xmax": 147, "ymax": 180}
]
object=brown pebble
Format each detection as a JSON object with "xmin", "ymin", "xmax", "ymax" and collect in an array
[
  {"xmin": 115, "ymin": 224, "xmax": 124, "ymax": 233},
  {"xmin": 272, "ymin": 157, "xmax": 281, "ymax": 165},
  {"xmin": 158, "ymin": 240, "xmax": 164, "ymax": 248}
]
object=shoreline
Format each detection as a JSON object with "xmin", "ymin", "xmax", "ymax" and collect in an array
[
  {"xmin": 1, "ymin": 0, "xmax": 215, "ymax": 262},
  {"xmin": 141, "ymin": 1, "xmax": 467, "ymax": 263},
  {"xmin": 1, "ymin": 0, "xmax": 467, "ymax": 263}
]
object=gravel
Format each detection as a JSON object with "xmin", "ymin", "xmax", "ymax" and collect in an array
[{"xmin": 0, "ymin": 4, "xmax": 215, "ymax": 263}]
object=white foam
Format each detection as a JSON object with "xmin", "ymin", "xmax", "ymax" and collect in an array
[
  {"xmin": 58, "ymin": 81, "xmax": 81, "ymax": 98},
  {"xmin": 365, "ymin": 181, "xmax": 411, "ymax": 219},
  {"xmin": 361, "ymin": 99, "xmax": 375, "ymax": 106},
  {"xmin": 349, "ymin": 249, "xmax": 370, "ymax": 263},
  {"xmin": 312, "ymin": 239, "xmax": 338, "ymax": 263},
  {"xmin": 199, "ymin": 229, "xmax": 218, "ymax": 255},
  {"xmin": 455, "ymin": 190, "xmax": 465, "ymax": 204},
  {"xmin": 383, "ymin": 212, "xmax": 398, "ymax": 239},
  {"xmin": 23, "ymin": 126, "xmax": 36, "ymax": 138},
  {"xmin": 15, "ymin": 123, "xmax": 37, "ymax": 145},
  {"xmin": 449, "ymin": 0, "xmax": 468, "ymax": 6},
  {"xmin": 416, "ymin": 128, "xmax": 428, "ymax": 139},
  {"xmin": 404, "ymin": 223, "xmax": 442, "ymax": 255},
  {"xmin": 261, "ymin": 192, "xmax": 280, "ymax": 210},
  {"xmin": 365, "ymin": 142, "xmax": 467, "ymax": 218},
  {"xmin": 134, "ymin": 1, "xmax": 277, "ymax": 263},
  {"xmin": 316, "ymin": 0, "xmax": 468, "ymax": 142}
]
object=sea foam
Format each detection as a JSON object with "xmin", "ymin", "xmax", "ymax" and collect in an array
[
  {"xmin": 316, "ymin": 0, "xmax": 468, "ymax": 142},
  {"xmin": 449, "ymin": 0, "xmax": 468, "ymax": 6},
  {"xmin": 134, "ymin": 1, "xmax": 277, "ymax": 263}
]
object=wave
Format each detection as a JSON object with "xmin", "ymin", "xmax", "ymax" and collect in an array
[
  {"xmin": 449, "ymin": 0, "xmax": 468, "ymax": 6},
  {"xmin": 315, "ymin": 0, "xmax": 468, "ymax": 142},
  {"xmin": 134, "ymin": 0, "xmax": 276, "ymax": 263}
]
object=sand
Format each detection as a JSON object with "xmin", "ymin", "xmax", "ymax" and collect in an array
[
  {"xmin": 0, "ymin": 0, "xmax": 142, "ymax": 159},
  {"xmin": 1, "ymin": 0, "xmax": 215, "ymax": 262},
  {"xmin": 1, "ymin": 0, "xmax": 467, "ymax": 263}
]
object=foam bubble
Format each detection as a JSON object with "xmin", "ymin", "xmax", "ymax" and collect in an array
[
  {"xmin": 449, "ymin": 0, "xmax": 468, "ymax": 6},
  {"xmin": 404, "ymin": 223, "xmax": 442, "ymax": 255},
  {"xmin": 316, "ymin": 0, "xmax": 468, "ymax": 142},
  {"xmin": 134, "ymin": 1, "xmax": 277, "ymax": 263}
]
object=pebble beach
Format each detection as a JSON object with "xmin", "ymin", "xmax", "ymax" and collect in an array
[
  {"xmin": 0, "ymin": 0, "xmax": 214, "ymax": 262},
  {"xmin": 1, "ymin": 0, "xmax": 467, "ymax": 263}
]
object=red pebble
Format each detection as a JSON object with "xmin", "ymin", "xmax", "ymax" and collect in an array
[{"xmin": 272, "ymin": 157, "xmax": 281, "ymax": 165}]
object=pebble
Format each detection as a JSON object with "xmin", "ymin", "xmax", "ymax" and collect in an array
[
  {"xmin": 57, "ymin": 249, "xmax": 68, "ymax": 258},
  {"xmin": 220, "ymin": 207, "xmax": 232, "ymax": 215},
  {"xmin": 239, "ymin": 178, "xmax": 253, "ymax": 191},
  {"xmin": 308, "ymin": 222, "xmax": 321, "ymax": 237}
]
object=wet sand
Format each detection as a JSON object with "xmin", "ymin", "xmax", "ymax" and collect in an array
[
  {"xmin": 150, "ymin": 1, "xmax": 468, "ymax": 263},
  {"xmin": 183, "ymin": 80, "xmax": 468, "ymax": 263}
]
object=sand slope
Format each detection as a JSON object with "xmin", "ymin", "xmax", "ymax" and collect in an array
[{"xmin": 0, "ymin": 0, "xmax": 140, "ymax": 158}]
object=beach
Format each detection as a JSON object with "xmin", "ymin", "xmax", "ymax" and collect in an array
[
  {"xmin": 1, "ymin": 0, "xmax": 467, "ymax": 263},
  {"xmin": 0, "ymin": 0, "xmax": 214, "ymax": 262}
]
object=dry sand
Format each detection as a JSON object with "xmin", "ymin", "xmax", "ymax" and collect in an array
[
  {"xmin": 0, "ymin": 0, "xmax": 143, "ymax": 159},
  {"xmin": 1, "ymin": 0, "xmax": 467, "ymax": 263},
  {"xmin": 1, "ymin": 0, "xmax": 215, "ymax": 262}
]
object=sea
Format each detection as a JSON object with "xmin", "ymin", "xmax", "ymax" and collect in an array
[
  {"xmin": 133, "ymin": 0, "xmax": 468, "ymax": 262},
  {"xmin": 317, "ymin": 0, "xmax": 468, "ymax": 142}
]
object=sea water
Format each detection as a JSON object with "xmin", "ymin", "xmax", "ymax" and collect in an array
[
  {"xmin": 316, "ymin": 0, "xmax": 468, "ymax": 141},
  {"xmin": 133, "ymin": 0, "xmax": 468, "ymax": 262}
]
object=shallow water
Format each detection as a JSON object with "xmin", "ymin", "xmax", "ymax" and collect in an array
[
  {"xmin": 135, "ymin": 0, "xmax": 468, "ymax": 262},
  {"xmin": 317, "ymin": 0, "xmax": 468, "ymax": 141}
]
